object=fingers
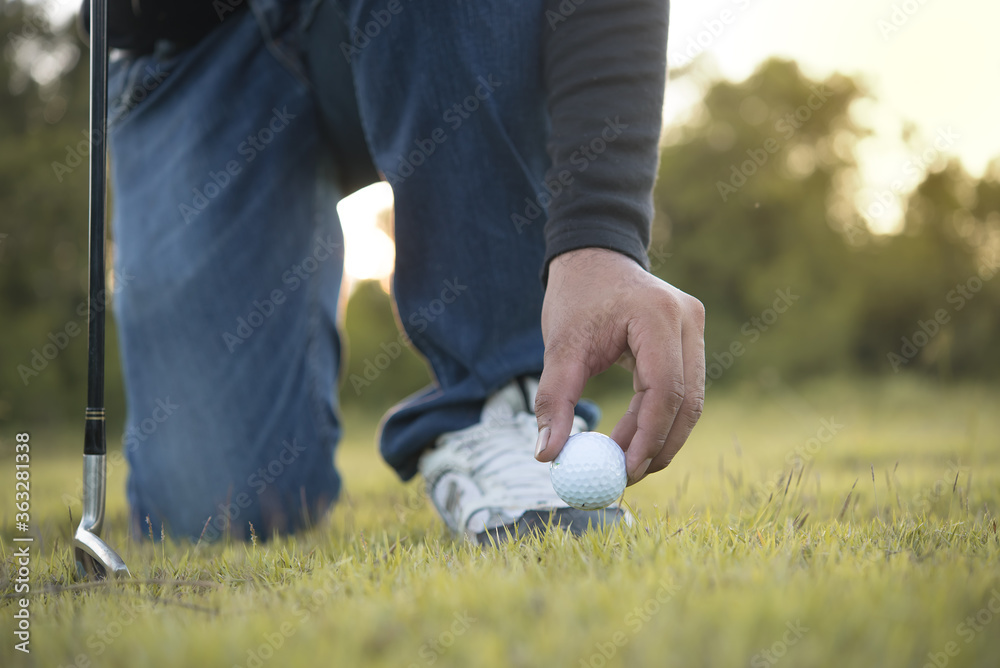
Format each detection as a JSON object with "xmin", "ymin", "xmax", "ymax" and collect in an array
[
  {"xmin": 646, "ymin": 300, "xmax": 706, "ymax": 477},
  {"xmin": 615, "ymin": 350, "xmax": 637, "ymax": 372},
  {"xmin": 609, "ymin": 391, "xmax": 642, "ymax": 453},
  {"xmin": 623, "ymin": 314, "xmax": 686, "ymax": 484},
  {"xmin": 534, "ymin": 347, "xmax": 589, "ymax": 462},
  {"xmin": 538, "ymin": 248, "xmax": 706, "ymax": 482}
]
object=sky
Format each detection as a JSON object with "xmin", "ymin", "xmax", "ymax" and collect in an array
[
  {"xmin": 44, "ymin": 0, "xmax": 1000, "ymax": 275},
  {"xmin": 665, "ymin": 0, "xmax": 1000, "ymax": 234},
  {"xmin": 667, "ymin": 0, "xmax": 1000, "ymax": 174}
]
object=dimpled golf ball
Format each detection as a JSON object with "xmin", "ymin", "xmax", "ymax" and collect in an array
[{"xmin": 549, "ymin": 431, "xmax": 627, "ymax": 510}]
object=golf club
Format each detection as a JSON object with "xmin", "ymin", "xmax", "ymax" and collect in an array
[{"xmin": 73, "ymin": 0, "xmax": 130, "ymax": 581}]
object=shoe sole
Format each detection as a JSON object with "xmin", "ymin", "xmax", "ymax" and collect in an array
[{"xmin": 474, "ymin": 507, "xmax": 630, "ymax": 546}]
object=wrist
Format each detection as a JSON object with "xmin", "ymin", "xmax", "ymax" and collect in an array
[{"xmin": 550, "ymin": 247, "xmax": 642, "ymax": 275}]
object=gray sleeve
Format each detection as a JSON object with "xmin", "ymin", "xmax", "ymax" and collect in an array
[{"xmin": 540, "ymin": 0, "xmax": 669, "ymax": 281}]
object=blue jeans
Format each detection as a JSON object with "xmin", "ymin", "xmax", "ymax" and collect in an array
[{"xmin": 108, "ymin": 0, "xmax": 598, "ymax": 540}]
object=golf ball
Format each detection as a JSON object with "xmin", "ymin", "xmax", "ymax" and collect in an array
[{"xmin": 550, "ymin": 432, "xmax": 627, "ymax": 510}]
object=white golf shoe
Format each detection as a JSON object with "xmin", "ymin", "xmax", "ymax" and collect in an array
[{"xmin": 418, "ymin": 377, "xmax": 630, "ymax": 544}]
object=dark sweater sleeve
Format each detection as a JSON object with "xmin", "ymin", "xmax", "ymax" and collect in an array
[{"xmin": 540, "ymin": 0, "xmax": 669, "ymax": 280}]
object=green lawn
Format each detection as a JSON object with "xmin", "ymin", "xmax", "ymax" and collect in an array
[{"xmin": 3, "ymin": 376, "xmax": 999, "ymax": 668}]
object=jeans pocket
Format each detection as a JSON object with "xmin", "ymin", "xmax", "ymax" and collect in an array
[{"xmin": 107, "ymin": 50, "xmax": 177, "ymax": 130}]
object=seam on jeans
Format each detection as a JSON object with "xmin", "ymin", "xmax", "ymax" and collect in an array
[
  {"xmin": 487, "ymin": 104, "xmax": 549, "ymax": 204},
  {"xmin": 107, "ymin": 52, "xmax": 170, "ymax": 130},
  {"xmin": 248, "ymin": 0, "xmax": 312, "ymax": 89},
  {"xmin": 298, "ymin": 0, "xmax": 325, "ymax": 34},
  {"xmin": 105, "ymin": 9, "xmax": 256, "ymax": 132}
]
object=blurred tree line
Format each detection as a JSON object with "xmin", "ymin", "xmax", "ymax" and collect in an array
[
  {"xmin": 0, "ymin": 1, "xmax": 128, "ymax": 427},
  {"xmin": 1, "ymin": 1, "xmax": 998, "ymax": 428},
  {"xmin": 653, "ymin": 60, "xmax": 1000, "ymax": 388}
]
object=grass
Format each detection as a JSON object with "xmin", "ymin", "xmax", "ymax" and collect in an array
[{"xmin": 2, "ymin": 375, "xmax": 1000, "ymax": 668}]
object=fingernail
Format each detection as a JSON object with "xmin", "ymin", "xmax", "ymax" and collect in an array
[
  {"xmin": 630, "ymin": 458, "xmax": 653, "ymax": 484},
  {"xmin": 535, "ymin": 427, "xmax": 551, "ymax": 458}
]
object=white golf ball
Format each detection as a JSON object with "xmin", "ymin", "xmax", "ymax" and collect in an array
[{"xmin": 549, "ymin": 432, "xmax": 627, "ymax": 510}]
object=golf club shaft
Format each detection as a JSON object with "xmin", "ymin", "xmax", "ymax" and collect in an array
[{"xmin": 84, "ymin": 0, "xmax": 108, "ymax": 457}]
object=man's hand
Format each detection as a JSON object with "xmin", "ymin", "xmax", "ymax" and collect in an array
[{"xmin": 533, "ymin": 247, "xmax": 706, "ymax": 485}]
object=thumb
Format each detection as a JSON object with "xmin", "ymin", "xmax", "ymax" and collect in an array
[{"xmin": 533, "ymin": 348, "xmax": 588, "ymax": 462}]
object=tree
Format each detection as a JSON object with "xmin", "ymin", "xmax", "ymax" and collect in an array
[
  {"xmin": 0, "ymin": 1, "xmax": 125, "ymax": 425},
  {"xmin": 652, "ymin": 58, "xmax": 999, "ymax": 383}
]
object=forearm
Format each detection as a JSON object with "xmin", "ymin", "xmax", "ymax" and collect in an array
[{"xmin": 540, "ymin": 0, "xmax": 669, "ymax": 280}]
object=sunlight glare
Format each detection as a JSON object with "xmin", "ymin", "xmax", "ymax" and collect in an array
[{"xmin": 337, "ymin": 183, "xmax": 396, "ymax": 287}]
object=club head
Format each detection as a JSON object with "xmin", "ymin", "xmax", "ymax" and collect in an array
[
  {"xmin": 74, "ymin": 454, "xmax": 130, "ymax": 580},
  {"xmin": 74, "ymin": 528, "xmax": 131, "ymax": 580}
]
